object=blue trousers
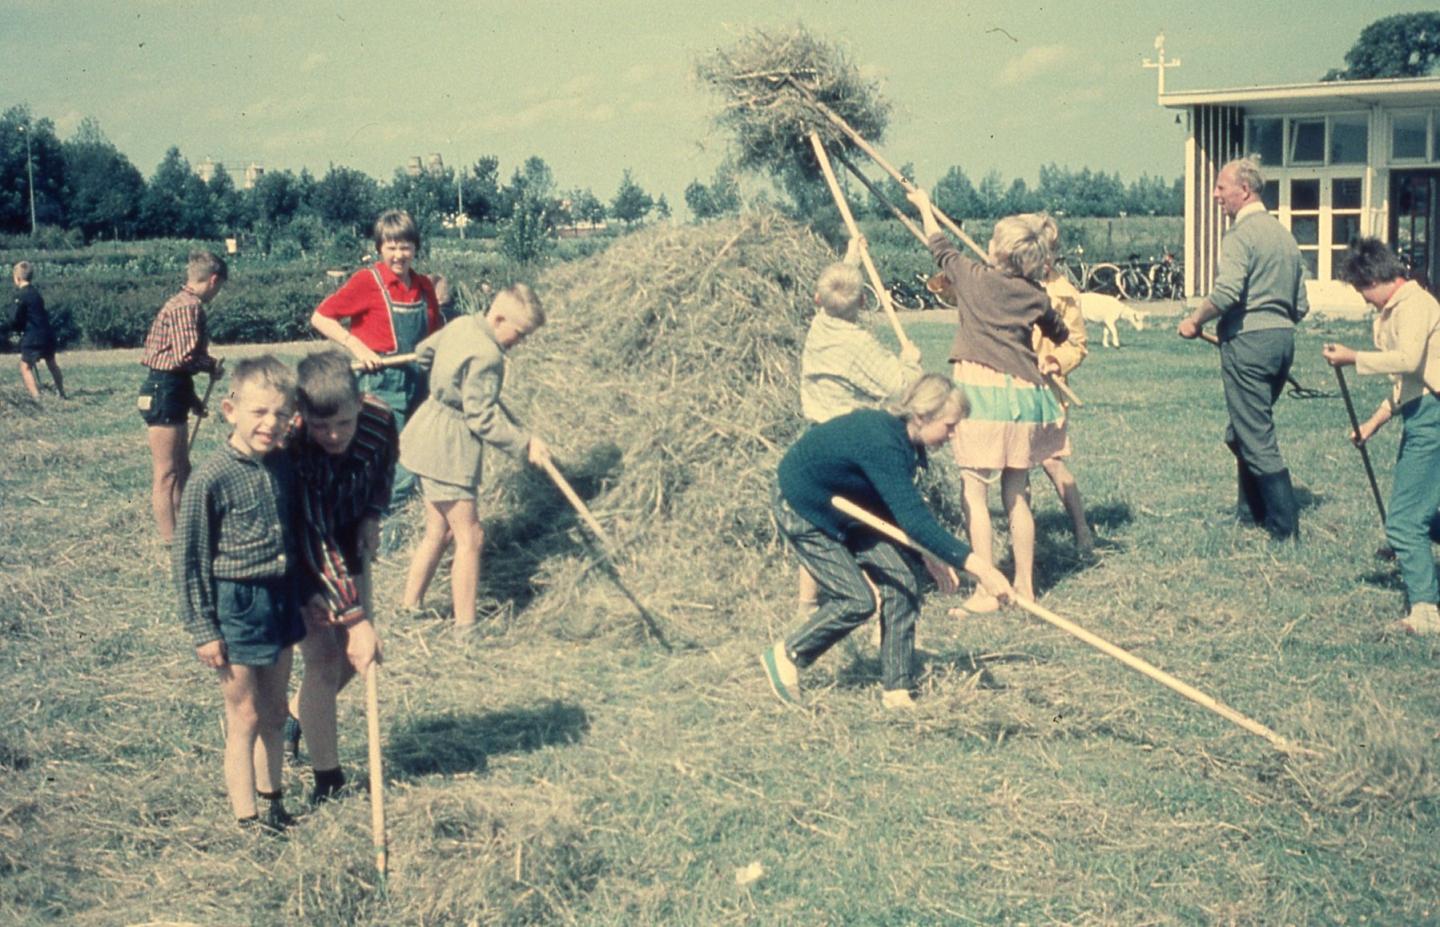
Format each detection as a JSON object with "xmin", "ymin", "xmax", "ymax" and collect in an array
[
  {"xmin": 1386, "ymin": 393, "xmax": 1440, "ymax": 607},
  {"xmin": 774, "ymin": 490, "xmax": 925, "ymax": 691}
]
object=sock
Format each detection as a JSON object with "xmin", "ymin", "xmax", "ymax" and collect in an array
[{"xmin": 312, "ymin": 767, "xmax": 346, "ymax": 801}]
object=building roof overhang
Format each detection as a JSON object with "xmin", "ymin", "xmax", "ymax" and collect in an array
[{"xmin": 1160, "ymin": 76, "xmax": 1440, "ymax": 115}]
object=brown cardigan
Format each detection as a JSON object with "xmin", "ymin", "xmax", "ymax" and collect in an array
[{"xmin": 928, "ymin": 233, "xmax": 1068, "ymax": 386}]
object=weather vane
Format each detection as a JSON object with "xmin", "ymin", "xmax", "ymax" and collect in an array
[{"xmin": 1143, "ymin": 32, "xmax": 1180, "ymax": 99}]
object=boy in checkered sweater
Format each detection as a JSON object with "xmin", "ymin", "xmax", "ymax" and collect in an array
[{"xmin": 174, "ymin": 356, "xmax": 304, "ymax": 831}]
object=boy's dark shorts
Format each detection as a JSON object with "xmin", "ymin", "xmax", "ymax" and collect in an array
[
  {"xmin": 216, "ymin": 577, "xmax": 306, "ymax": 666},
  {"xmin": 138, "ymin": 368, "xmax": 198, "ymax": 426},
  {"xmin": 19, "ymin": 342, "xmax": 56, "ymax": 366}
]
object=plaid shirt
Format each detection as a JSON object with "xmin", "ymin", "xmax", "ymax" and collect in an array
[
  {"xmin": 801, "ymin": 312, "xmax": 921, "ymax": 423},
  {"xmin": 141, "ymin": 287, "xmax": 220, "ymax": 374},
  {"xmin": 173, "ymin": 443, "xmax": 297, "ymax": 646},
  {"xmin": 290, "ymin": 397, "xmax": 398, "ymax": 624}
]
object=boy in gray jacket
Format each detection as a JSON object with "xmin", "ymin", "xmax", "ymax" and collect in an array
[{"xmin": 398, "ymin": 284, "xmax": 550, "ymax": 627}]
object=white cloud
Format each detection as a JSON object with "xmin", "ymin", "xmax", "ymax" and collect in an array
[{"xmin": 998, "ymin": 45, "xmax": 1069, "ymax": 85}]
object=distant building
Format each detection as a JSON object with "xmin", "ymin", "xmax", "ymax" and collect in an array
[
  {"xmin": 1163, "ymin": 75, "xmax": 1440, "ymax": 304},
  {"xmin": 405, "ymin": 156, "xmax": 423, "ymax": 177},
  {"xmin": 193, "ymin": 157, "xmax": 267, "ymax": 190}
]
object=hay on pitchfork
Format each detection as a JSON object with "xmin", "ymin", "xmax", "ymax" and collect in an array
[{"xmin": 695, "ymin": 24, "xmax": 890, "ymax": 175}]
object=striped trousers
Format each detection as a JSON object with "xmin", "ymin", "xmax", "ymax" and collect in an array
[{"xmin": 773, "ymin": 488, "xmax": 924, "ymax": 691}]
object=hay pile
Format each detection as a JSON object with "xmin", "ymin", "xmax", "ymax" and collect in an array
[
  {"xmin": 695, "ymin": 24, "xmax": 890, "ymax": 174},
  {"xmin": 480, "ymin": 210, "xmax": 835, "ymax": 645}
]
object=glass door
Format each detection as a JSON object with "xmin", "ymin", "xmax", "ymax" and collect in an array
[{"xmin": 1390, "ymin": 170, "xmax": 1440, "ymax": 291}]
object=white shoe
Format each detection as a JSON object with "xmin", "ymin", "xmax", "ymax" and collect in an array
[
  {"xmin": 1396, "ymin": 602, "xmax": 1440, "ymax": 637},
  {"xmin": 881, "ymin": 689, "xmax": 916, "ymax": 710}
]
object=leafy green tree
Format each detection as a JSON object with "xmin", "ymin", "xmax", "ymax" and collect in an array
[
  {"xmin": 463, "ymin": 155, "xmax": 501, "ymax": 224},
  {"xmin": 0, "ymin": 105, "xmax": 66, "ymax": 233},
  {"xmin": 386, "ymin": 166, "xmax": 453, "ymax": 240},
  {"xmin": 684, "ymin": 163, "xmax": 741, "ymax": 220},
  {"xmin": 499, "ymin": 189, "xmax": 551, "ymax": 263},
  {"xmin": 976, "ymin": 170, "xmax": 1005, "ymax": 219},
  {"xmin": 932, "ymin": 166, "xmax": 983, "ymax": 222},
  {"xmin": 1324, "ymin": 13, "xmax": 1440, "ymax": 80},
  {"xmin": 140, "ymin": 147, "xmax": 207, "ymax": 237},
  {"xmin": 654, "ymin": 194, "xmax": 671, "ymax": 221},
  {"xmin": 610, "ymin": 169, "xmax": 654, "ymax": 225},
  {"xmin": 61, "ymin": 117, "xmax": 142, "ymax": 240},
  {"xmin": 566, "ymin": 188, "xmax": 606, "ymax": 226},
  {"xmin": 314, "ymin": 165, "xmax": 379, "ymax": 235},
  {"xmin": 206, "ymin": 168, "xmax": 244, "ymax": 235}
]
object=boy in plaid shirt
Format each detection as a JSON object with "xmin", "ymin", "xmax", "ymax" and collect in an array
[
  {"xmin": 140, "ymin": 250, "xmax": 227, "ymax": 543},
  {"xmin": 284, "ymin": 351, "xmax": 395, "ymax": 802},
  {"xmin": 174, "ymin": 355, "xmax": 304, "ymax": 831}
]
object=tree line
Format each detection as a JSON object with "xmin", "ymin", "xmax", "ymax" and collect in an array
[{"xmin": 0, "ymin": 105, "xmax": 668, "ymax": 259}]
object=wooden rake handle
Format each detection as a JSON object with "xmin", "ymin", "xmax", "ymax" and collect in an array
[
  {"xmin": 830, "ymin": 495, "xmax": 1310, "ymax": 756},
  {"xmin": 359, "ymin": 565, "xmax": 388, "ymax": 886},
  {"xmin": 1332, "ymin": 365, "xmax": 1387, "ymax": 525},
  {"xmin": 806, "ymin": 132, "xmax": 913, "ymax": 353},
  {"xmin": 187, "ymin": 372, "xmax": 221, "ymax": 451},
  {"xmin": 1194, "ymin": 330, "xmax": 1314, "ymax": 396},
  {"xmin": 540, "ymin": 457, "xmax": 616, "ymax": 551},
  {"xmin": 790, "ymin": 81, "xmax": 986, "ymax": 261},
  {"xmin": 350, "ymin": 352, "xmax": 419, "ymax": 373}
]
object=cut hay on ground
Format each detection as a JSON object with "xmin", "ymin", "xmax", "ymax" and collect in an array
[{"xmin": 696, "ymin": 24, "xmax": 890, "ymax": 173}]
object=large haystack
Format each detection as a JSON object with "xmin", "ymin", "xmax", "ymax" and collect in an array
[{"xmin": 476, "ymin": 210, "xmax": 836, "ymax": 646}]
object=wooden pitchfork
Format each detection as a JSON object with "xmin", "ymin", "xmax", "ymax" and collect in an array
[
  {"xmin": 831, "ymin": 495, "xmax": 1314, "ymax": 756},
  {"xmin": 359, "ymin": 566, "xmax": 388, "ymax": 889},
  {"xmin": 187, "ymin": 370, "xmax": 221, "ymax": 450},
  {"xmin": 350, "ymin": 352, "xmax": 419, "ymax": 373},
  {"xmin": 805, "ymin": 131, "xmax": 915, "ymax": 355},
  {"xmin": 1331, "ymin": 365, "xmax": 1387, "ymax": 527}
]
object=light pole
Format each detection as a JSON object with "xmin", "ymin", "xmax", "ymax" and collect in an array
[{"xmin": 18, "ymin": 122, "xmax": 37, "ymax": 235}]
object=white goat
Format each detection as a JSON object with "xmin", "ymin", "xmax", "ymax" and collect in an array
[{"xmin": 1079, "ymin": 292, "xmax": 1146, "ymax": 348}]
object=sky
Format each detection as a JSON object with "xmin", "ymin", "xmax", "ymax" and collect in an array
[{"xmin": 2, "ymin": 0, "xmax": 1435, "ymax": 212}]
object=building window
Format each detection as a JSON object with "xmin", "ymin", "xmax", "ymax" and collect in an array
[
  {"xmin": 1261, "ymin": 180, "xmax": 1280, "ymax": 211},
  {"xmin": 1394, "ymin": 112, "xmax": 1430, "ymax": 160},
  {"xmin": 1289, "ymin": 120, "xmax": 1326, "ymax": 164},
  {"xmin": 1247, "ymin": 118, "xmax": 1284, "ymax": 167},
  {"xmin": 1330, "ymin": 116, "xmax": 1368, "ymax": 164}
]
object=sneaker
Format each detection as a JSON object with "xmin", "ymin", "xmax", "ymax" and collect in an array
[
  {"xmin": 1395, "ymin": 602, "xmax": 1440, "ymax": 637},
  {"xmin": 283, "ymin": 715, "xmax": 303, "ymax": 763},
  {"xmin": 760, "ymin": 642, "xmax": 800, "ymax": 705},
  {"xmin": 881, "ymin": 689, "xmax": 917, "ymax": 710}
]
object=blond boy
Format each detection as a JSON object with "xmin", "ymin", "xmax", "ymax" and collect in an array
[{"xmin": 11, "ymin": 261, "xmax": 66, "ymax": 400}]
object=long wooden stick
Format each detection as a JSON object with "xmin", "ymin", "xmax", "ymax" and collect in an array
[
  {"xmin": 359, "ymin": 569, "xmax": 388, "ymax": 887},
  {"xmin": 539, "ymin": 455, "xmax": 673, "ymax": 649},
  {"xmin": 1332, "ymin": 366, "xmax": 1387, "ymax": 525},
  {"xmin": 806, "ymin": 132, "xmax": 913, "ymax": 352},
  {"xmin": 365, "ymin": 663, "xmax": 387, "ymax": 885},
  {"xmin": 831, "ymin": 149, "xmax": 1081, "ymax": 408},
  {"xmin": 830, "ymin": 495, "xmax": 1310, "ymax": 756},
  {"xmin": 790, "ymin": 82, "xmax": 987, "ymax": 260},
  {"xmin": 187, "ymin": 373, "xmax": 219, "ymax": 450},
  {"xmin": 350, "ymin": 352, "xmax": 418, "ymax": 373}
]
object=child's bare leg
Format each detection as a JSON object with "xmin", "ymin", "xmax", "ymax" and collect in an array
[
  {"xmin": 43, "ymin": 357, "xmax": 65, "ymax": 399},
  {"xmin": 402, "ymin": 501, "xmax": 452, "ymax": 609},
  {"xmin": 1040, "ymin": 457, "xmax": 1094, "ymax": 555},
  {"xmin": 217, "ymin": 664, "xmax": 263, "ymax": 819},
  {"xmin": 18, "ymin": 360, "xmax": 41, "ymax": 400},
  {"xmin": 959, "ymin": 470, "xmax": 999, "ymax": 612},
  {"xmin": 1000, "ymin": 468, "xmax": 1035, "ymax": 600},
  {"xmin": 251, "ymin": 650, "xmax": 293, "ymax": 796},
  {"xmin": 147, "ymin": 424, "xmax": 189, "ymax": 543},
  {"xmin": 294, "ymin": 629, "xmax": 345, "ymax": 772},
  {"xmin": 442, "ymin": 500, "xmax": 484, "ymax": 627}
]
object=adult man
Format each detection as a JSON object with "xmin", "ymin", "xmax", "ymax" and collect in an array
[{"xmin": 1178, "ymin": 156, "xmax": 1309, "ymax": 540}]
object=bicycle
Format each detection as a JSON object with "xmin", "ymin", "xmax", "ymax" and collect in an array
[
  {"xmin": 1147, "ymin": 251, "xmax": 1184, "ymax": 300},
  {"xmin": 1115, "ymin": 254, "xmax": 1152, "ymax": 301},
  {"xmin": 1055, "ymin": 246, "xmax": 1124, "ymax": 297}
]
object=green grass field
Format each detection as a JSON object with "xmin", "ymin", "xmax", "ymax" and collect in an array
[{"xmin": 2, "ymin": 313, "xmax": 1438, "ymax": 925}]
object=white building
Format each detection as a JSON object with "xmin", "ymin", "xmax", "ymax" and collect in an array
[{"xmin": 1162, "ymin": 76, "xmax": 1440, "ymax": 308}]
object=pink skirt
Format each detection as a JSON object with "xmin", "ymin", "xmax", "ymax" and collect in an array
[{"xmin": 950, "ymin": 361, "xmax": 1069, "ymax": 470}]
